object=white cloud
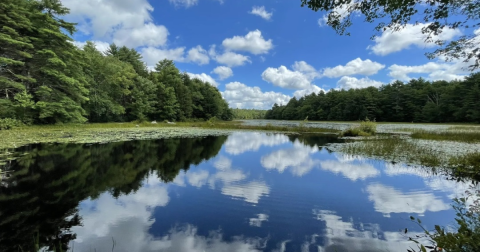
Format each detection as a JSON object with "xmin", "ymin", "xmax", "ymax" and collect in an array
[
  {"xmin": 336, "ymin": 76, "xmax": 384, "ymax": 89},
  {"xmin": 212, "ymin": 66, "xmax": 233, "ymax": 80},
  {"xmin": 113, "ymin": 23, "xmax": 168, "ymax": 48},
  {"xmin": 222, "ymin": 30, "xmax": 273, "ymax": 55},
  {"xmin": 186, "ymin": 45, "xmax": 210, "ymax": 65},
  {"xmin": 323, "ymin": 58, "xmax": 385, "ymax": 77},
  {"xmin": 215, "ymin": 52, "xmax": 251, "ymax": 67},
  {"xmin": 63, "ymin": 0, "xmax": 154, "ymax": 38},
  {"xmin": 293, "ymin": 84, "xmax": 325, "ymax": 98},
  {"xmin": 249, "ymin": 214, "xmax": 269, "ymax": 227},
  {"xmin": 369, "ymin": 23, "xmax": 462, "ymax": 56},
  {"xmin": 388, "ymin": 62, "xmax": 467, "ymax": 81},
  {"xmin": 224, "ymin": 132, "xmax": 290, "ymax": 155},
  {"xmin": 292, "ymin": 61, "xmax": 320, "ymax": 79},
  {"xmin": 73, "ymin": 41, "xmax": 110, "ymax": 53},
  {"xmin": 222, "ymin": 82, "xmax": 291, "ymax": 109},
  {"xmin": 320, "ymin": 160, "xmax": 380, "ymax": 181},
  {"xmin": 141, "ymin": 47, "xmax": 186, "ymax": 66},
  {"xmin": 169, "ymin": 0, "xmax": 198, "ymax": 8},
  {"xmin": 249, "ymin": 6, "xmax": 272, "ymax": 20},
  {"xmin": 262, "ymin": 66, "xmax": 312, "ymax": 90},
  {"xmin": 187, "ymin": 73, "xmax": 219, "ymax": 87},
  {"xmin": 222, "ymin": 181, "xmax": 270, "ymax": 204},
  {"xmin": 366, "ymin": 183, "xmax": 450, "ymax": 217},
  {"xmin": 261, "ymin": 143, "xmax": 320, "ymax": 177}
]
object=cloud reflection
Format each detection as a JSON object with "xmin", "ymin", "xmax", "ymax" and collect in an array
[
  {"xmin": 313, "ymin": 210, "xmax": 425, "ymax": 252},
  {"xmin": 225, "ymin": 132, "xmax": 289, "ymax": 155},
  {"xmin": 366, "ymin": 183, "xmax": 450, "ymax": 217},
  {"xmin": 249, "ymin": 213, "xmax": 269, "ymax": 227},
  {"xmin": 261, "ymin": 143, "xmax": 320, "ymax": 177}
]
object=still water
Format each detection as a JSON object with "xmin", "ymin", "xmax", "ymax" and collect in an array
[{"xmin": 0, "ymin": 132, "xmax": 468, "ymax": 252}]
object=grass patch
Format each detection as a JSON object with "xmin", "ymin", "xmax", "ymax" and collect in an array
[
  {"xmin": 411, "ymin": 130, "xmax": 480, "ymax": 143},
  {"xmin": 340, "ymin": 119, "xmax": 377, "ymax": 137}
]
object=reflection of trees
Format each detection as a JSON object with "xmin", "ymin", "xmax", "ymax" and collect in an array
[
  {"xmin": 287, "ymin": 134, "xmax": 342, "ymax": 150},
  {"xmin": 0, "ymin": 136, "xmax": 226, "ymax": 252}
]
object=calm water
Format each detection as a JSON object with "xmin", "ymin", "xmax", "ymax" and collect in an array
[{"xmin": 0, "ymin": 132, "xmax": 470, "ymax": 252}]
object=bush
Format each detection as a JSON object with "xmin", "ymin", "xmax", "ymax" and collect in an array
[
  {"xmin": 0, "ymin": 118, "xmax": 24, "ymax": 130},
  {"xmin": 340, "ymin": 118, "xmax": 377, "ymax": 137},
  {"xmin": 359, "ymin": 118, "xmax": 377, "ymax": 135}
]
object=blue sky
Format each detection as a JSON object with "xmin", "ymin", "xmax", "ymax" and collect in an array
[{"xmin": 64, "ymin": 0, "xmax": 478, "ymax": 109}]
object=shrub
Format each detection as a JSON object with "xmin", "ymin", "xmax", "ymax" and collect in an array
[
  {"xmin": 0, "ymin": 118, "xmax": 24, "ymax": 130},
  {"xmin": 340, "ymin": 118, "xmax": 377, "ymax": 137},
  {"xmin": 359, "ymin": 118, "xmax": 377, "ymax": 135}
]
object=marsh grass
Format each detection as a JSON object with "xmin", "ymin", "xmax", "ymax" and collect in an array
[
  {"xmin": 340, "ymin": 136, "xmax": 480, "ymax": 179},
  {"xmin": 340, "ymin": 119, "xmax": 377, "ymax": 137},
  {"xmin": 411, "ymin": 130, "xmax": 480, "ymax": 143}
]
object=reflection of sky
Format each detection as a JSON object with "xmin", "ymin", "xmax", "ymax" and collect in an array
[{"xmin": 72, "ymin": 132, "xmax": 468, "ymax": 252}]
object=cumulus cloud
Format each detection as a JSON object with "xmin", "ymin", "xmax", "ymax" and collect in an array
[
  {"xmin": 187, "ymin": 73, "xmax": 219, "ymax": 87},
  {"xmin": 249, "ymin": 6, "xmax": 272, "ymax": 20},
  {"xmin": 369, "ymin": 23, "xmax": 462, "ymax": 56},
  {"xmin": 186, "ymin": 45, "xmax": 210, "ymax": 65},
  {"xmin": 113, "ymin": 23, "xmax": 168, "ymax": 48},
  {"xmin": 337, "ymin": 76, "xmax": 384, "ymax": 89},
  {"xmin": 169, "ymin": 0, "xmax": 198, "ymax": 8},
  {"xmin": 388, "ymin": 62, "xmax": 467, "ymax": 81},
  {"xmin": 224, "ymin": 132, "xmax": 290, "ymax": 155},
  {"xmin": 140, "ymin": 47, "xmax": 186, "ymax": 66},
  {"xmin": 73, "ymin": 41, "xmax": 110, "ymax": 53},
  {"xmin": 222, "ymin": 30, "xmax": 273, "ymax": 55},
  {"xmin": 222, "ymin": 82, "xmax": 291, "ymax": 109},
  {"xmin": 212, "ymin": 66, "xmax": 233, "ymax": 80},
  {"xmin": 261, "ymin": 143, "xmax": 320, "ymax": 177},
  {"xmin": 366, "ymin": 183, "xmax": 450, "ymax": 217},
  {"xmin": 323, "ymin": 58, "xmax": 385, "ymax": 77},
  {"xmin": 292, "ymin": 61, "xmax": 321, "ymax": 79},
  {"xmin": 262, "ymin": 66, "xmax": 312, "ymax": 89},
  {"xmin": 215, "ymin": 52, "xmax": 251, "ymax": 67},
  {"xmin": 293, "ymin": 85, "xmax": 325, "ymax": 98}
]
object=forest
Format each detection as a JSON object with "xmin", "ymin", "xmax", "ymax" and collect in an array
[
  {"xmin": 0, "ymin": 0, "xmax": 233, "ymax": 125},
  {"xmin": 266, "ymin": 73, "xmax": 480, "ymax": 123}
]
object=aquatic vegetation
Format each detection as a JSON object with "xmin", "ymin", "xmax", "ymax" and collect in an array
[
  {"xmin": 411, "ymin": 130, "xmax": 480, "ymax": 143},
  {"xmin": 340, "ymin": 118, "xmax": 377, "ymax": 137}
]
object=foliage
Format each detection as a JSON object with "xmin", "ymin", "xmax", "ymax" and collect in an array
[
  {"xmin": 266, "ymin": 74, "xmax": 480, "ymax": 123},
  {"xmin": 340, "ymin": 118, "xmax": 377, "ymax": 137},
  {"xmin": 408, "ymin": 187, "xmax": 480, "ymax": 252},
  {"xmin": 300, "ymin": 0, "xmax": 480, "ymax": 70},
  {"xmin": 0, "ymin": 118, "xmax": 23, "ymax": 130},
  {"xmin": 232, "ymin": 109, "xmax": 267, "ymax": 119},
  {"xmin": 0, "ymin": 1, "xmax": 233, "ymax": 125}
]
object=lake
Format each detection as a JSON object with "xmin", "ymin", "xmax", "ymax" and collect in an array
[{"xmin": 0, "ymin": 132, "xmax": 468, "ymax": 252}]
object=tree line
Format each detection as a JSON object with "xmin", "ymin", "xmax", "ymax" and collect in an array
[
  {"xmin": 0, "ymin": 0, "xmax": 233, "ymax": 125},
  {"xmin": 266, "ymin": 73, "xmax": 480, "ymax": 123},
  {"xmin": 231, "ymin": 109, "xmax": 267, "ymax": 119}
]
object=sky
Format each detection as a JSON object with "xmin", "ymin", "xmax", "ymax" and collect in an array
[{"xmin": 62, "ymin": 0, "xmax": 479, "ymax": 109}]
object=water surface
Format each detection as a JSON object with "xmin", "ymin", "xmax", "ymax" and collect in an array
[{"xmin": 0, "ymin": 132, "xmax": 468, "ymax": 252}]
